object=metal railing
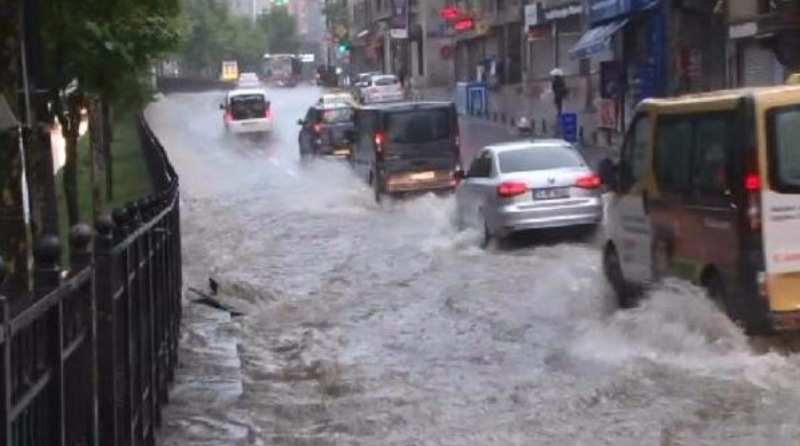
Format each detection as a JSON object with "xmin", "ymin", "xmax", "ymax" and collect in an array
[{"xmin": 0, "ymin": 113, "xmax": 182, "ymax": 446}]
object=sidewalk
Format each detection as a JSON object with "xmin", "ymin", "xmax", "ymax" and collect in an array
[{"xmin": 420, "ymin": 86, "xmax": 612, "ymax": 168}]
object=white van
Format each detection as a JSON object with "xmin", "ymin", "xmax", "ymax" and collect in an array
[{"xmin": 220, "ymin": 89, "xmax": 273, "ymax": 135}]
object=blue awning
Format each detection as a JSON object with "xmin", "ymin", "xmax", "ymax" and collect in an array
[{"xmin": 568, "ymin": 18, "xmax": 628, "ymax": 60}]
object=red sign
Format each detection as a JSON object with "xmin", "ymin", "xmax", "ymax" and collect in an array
[
  {"xmin": 527, "ymin": 26, "xmax": 548, "ymax": 40},
  {"xmin": 440, "ymin": 6, "xmax": 461, "ymax": 21},
  {"xmin": 453, "ymin": 18, "xmax": 475, "ymax": 32}
]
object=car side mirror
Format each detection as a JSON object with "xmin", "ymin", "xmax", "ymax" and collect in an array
[
  {"xmin": 454, "ymin": 169, "xmax": 466, "ymax": 180},
  {"xmin": 598, "ymin": 158, "xmax": 618, "ymax": 190},
  {"xmin": 297, "ymin": 119, "xmax": 304, "ymax": 125},
  {"xmin": 219, "ymin": 104, "xmax": 225, "ymax": 110}
]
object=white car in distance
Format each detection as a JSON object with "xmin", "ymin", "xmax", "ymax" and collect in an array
[{"xmin": 220, "ymin": 89, "xmax": 273, "ymax": 136}]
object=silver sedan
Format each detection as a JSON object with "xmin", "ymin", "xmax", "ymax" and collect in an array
[{"xmin": 455, "ymin": 140, "xmax": 603, "ymax": 245}]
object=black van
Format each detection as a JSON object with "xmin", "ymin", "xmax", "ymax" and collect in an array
[{"xmin": 348, "ymin": 102, "xmax": 461, "ymax": 202}]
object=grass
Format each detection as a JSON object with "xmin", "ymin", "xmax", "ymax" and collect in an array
[{"xmin": 56, "ymin": 109, "xmax": 152, "ymax": 265}]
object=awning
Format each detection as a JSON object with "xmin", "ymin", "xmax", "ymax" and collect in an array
[{"xmin": 568, "ymin": 18, "xmax": 628, "ymax": 60}]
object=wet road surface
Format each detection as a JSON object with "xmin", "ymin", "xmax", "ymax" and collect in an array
[{"xmin": 147, "ymin": 86, "xmax": 800, "ymax": 445}]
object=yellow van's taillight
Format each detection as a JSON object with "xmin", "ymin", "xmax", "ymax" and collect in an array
[{"xmin": 745, "ymin": 149, "xmax": 761, "ymax": 231}]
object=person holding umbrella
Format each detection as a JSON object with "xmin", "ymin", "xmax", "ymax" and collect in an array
[{"xmin": 550, "ymin": 67, "xmax": 567, "ymax": 117}]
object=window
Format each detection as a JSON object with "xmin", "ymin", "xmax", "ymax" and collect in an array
[
  {"xmin": 693, "ymin": 115, "xmax": 733, "ymax": 197},
  {"xmin": 322, "ymin": 107, "xmax": 353, "ymax": 123},
  {"xmin": 654, "ymin": 118, "xmax": 692, "ymax": 194},
  {"xmin": 467, "ymin": 151, "xmax": 492, "ymax": 178},
  {"xmin": 374, "ymin": 76, "xmax": 399, "ymax": 86},
  {"xmin": 498, "ymin": 146, "xmax": 584, "ymax": 173},
  {"xmin": 229, "ymin": 94, "xmax": 267, "ymax": 120},
  {"xmin": 384, "ymin": 109, "xmax": 452, "ymax": 144},
  {"xmin": 654, "ymin": 111, "xmax": 736, "ymax": 200},
  {"xmin": 619, "ymin": 114, "xmax": 650, "ymax": 191},
  {"xmin": 768, "ymin": 105, "xmax": 800, "ymax": 191}
]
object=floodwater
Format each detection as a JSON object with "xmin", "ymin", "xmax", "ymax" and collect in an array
[{"xmin": 146, "ymin": 86, "xmax": 800, "ymax": 446}]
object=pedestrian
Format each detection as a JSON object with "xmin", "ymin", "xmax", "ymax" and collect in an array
[
  {"xmin": 398, "ymin": 65, "xmax": 407, "ymax": 89},
  {"xmin": 551, "ymin": 68, "xmax": 567, "ymax": 117}
]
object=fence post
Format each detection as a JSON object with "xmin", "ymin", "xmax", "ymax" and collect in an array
[
  {"xmin": 69, "ymin": 224, "xmax": 94, "ymax": 272},
  {"xmin": 94, "ymin": 214, "xmax": 118, "ymax": 446},
  {"xmin": 0, "ymin": 256, "xmax": 11, "ymax": 446},
  {"xmin": 33, "ymin": 234, "xmax": 64, "ymax": 444},
  {"xmin": 69, "ymin": 223, "xmax": 96, "ymax": 444}
]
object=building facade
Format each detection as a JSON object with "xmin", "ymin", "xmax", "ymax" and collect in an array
[
  {"xmin": 228, "ymin": 0, "xmax": 272, "ymax": 21},
  {"xmin": 347, "ymin": 0, "xmax": 454, "ymax": 86}
]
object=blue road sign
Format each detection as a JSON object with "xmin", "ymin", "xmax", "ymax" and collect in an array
[{"xmin": 560, "ymin": 113, "xmax": 578, "ymax": 143}]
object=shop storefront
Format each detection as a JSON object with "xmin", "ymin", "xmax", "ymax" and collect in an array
[
  {"xmin": 728, "ymin": 21, "xmax": 784, "ymax": 87},
  {"xmin": 568, "ymin": 0, "xmax": 666, "ymax": 131}
]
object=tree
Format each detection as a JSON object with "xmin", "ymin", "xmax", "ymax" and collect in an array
[
  {"xmin": 0, "ymin": 0, "xmax": 34, "ymax": 293},
  {"xmin": 259, "ymin": 5, "xmax": 299, "ymax": 54},
  {"xmin": 40, "ymin": 0, "xmax": 183, "ymax": 227},
  {"xmin": 179, "ymin": 0, "xmax": 268, "ymax": 76}
]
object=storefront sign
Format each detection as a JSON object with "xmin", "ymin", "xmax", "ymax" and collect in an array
[
  {"xmin": 543, "ymin": 3, "xmax": 583, "ymax": 21},
  {"xmin": 525, "ymin": 3, "xmax": 543, "ymax": 28},
  {"xmin": 728, "ymin": 21, "xmax": 757, "ymax": 39},
  {"xmin": 390, "ymin": 0, "xmax": 409, "ymax": 39},
  {"xmin": 587, "ymin": 0, "xmax": 658, "ymax": 25}
]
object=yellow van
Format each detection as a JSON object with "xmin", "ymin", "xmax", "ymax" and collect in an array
[{"xmin": 599, "ymin": 85, "xmax": 800, "ymax": 334}]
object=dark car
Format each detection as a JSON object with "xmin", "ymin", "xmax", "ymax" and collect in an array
[
  {"xmin": 297, "ymin": 103, "xmax": 356, "ymax": 160},
  {"xmin": 348, "ymin": 102, "xmax": 462, "ymax": 202}
]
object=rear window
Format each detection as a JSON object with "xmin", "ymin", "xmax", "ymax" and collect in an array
[
  {"xmin": 374, "ymin": 77, "xmax": 398, "ymax": 86},
  {"xmin": 229, "ymin": 94, "xmax": 268, "ymax": 120},
  {"xmin": 322, "ymin": 107, "xmax": 353, "ymax": 123},
  {"xmin": 384, "ymin": 109, "xmax": 452, "ymax": 144},
  {"xmin": 768, "ymin": 106, "xmax": 800, "ymax": 191},
  {"xmin": 498, "ymin": 146, "xmax": 584, "ymax": 173}
]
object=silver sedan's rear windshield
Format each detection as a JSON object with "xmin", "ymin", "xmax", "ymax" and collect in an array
[{"xmin": 498, "ymin": 146, "xmax": 584, "ymax": 173}]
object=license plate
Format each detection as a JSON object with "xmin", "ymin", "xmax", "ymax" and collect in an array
[
  {"xmin": 532, "ymin": 187, "xmax": 569, "ymax": 200},
  {"xmin": 333, "ymin": 149, "xmax": 351, "ymax": 156},
  {"xmin": 410, "ymin": 171, "xmax": 435, "ymax": 181}
]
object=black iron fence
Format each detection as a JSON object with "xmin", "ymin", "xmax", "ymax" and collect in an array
[{"xmin": 0, "ymin": 114, "xmax": 182, "ymax": 446}]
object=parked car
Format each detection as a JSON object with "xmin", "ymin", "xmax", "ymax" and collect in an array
[
  {"xmin": 298, "ymin": 102, "xmax": 355, "ymax": 160},
  {"xmin": 353, "ymin": 71, "xmax": 382, "ymax": 101},
  {"xmin": 348, "ymin": 101, "xmax": 461, "ymax": 202},
  {"xmin": 220, "ymin": 89, "xmax": 273, "ymax": 135},
  {"xmin": 361, "ymin": 75, "xmax": 404, "ymax": 104},
  {"xmin": 455, "ymin": 139, "xmax": 602, "ymax": 246},
  {"xmin": 599, "ymin": 84, "xmax": 800, "ymax": 334}
]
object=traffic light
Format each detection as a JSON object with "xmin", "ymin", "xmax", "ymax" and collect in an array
[{"xmin": 337, "ymin": 42, "xmax": 349, "ymax": 55}]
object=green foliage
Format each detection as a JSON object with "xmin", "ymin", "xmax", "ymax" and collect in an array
[
  {"xmin": 41, "ymin": 0, "xmax": 184, "ymax": 107},
  {"xmin": 258, "ymin": 5, "xmax": 299, "ymax": 54},
  {"xmin": 179, "ymin": 0, "xmax": 268, "ymax": 76}
]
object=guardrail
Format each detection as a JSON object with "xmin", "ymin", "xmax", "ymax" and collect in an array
[
  {"xmin": 0, "ymin": 113, "xmax": 182, "ymax": 446},
  {"xmin": 156, "ymin": 76, "xmax": 235, "ymax": 94}
]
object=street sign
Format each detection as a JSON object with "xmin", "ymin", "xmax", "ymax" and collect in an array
[{"xmin": 560, "ymin": 112, "xmax": 578, "ymax": 142}]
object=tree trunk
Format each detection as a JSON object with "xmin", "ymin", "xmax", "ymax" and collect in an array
[
  {"xmin": 102, "ymin": 99, "xmax": 113, "ymax": 201},
  {"xmin": 88, "ymin": 96, "xmax": 106, "ymax": 221},
  {"xmin": 0, "ymin": 0, "xmax": 33, "ymax": 295},
  {"xmin": 62, "ymin": 93, "xmax": 82, "ymax": 228},
  {"xmin": 23, "ymin": 102, "xmax": 60, "ymax": 240}
]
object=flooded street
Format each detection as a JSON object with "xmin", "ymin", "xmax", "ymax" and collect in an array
[{"xmin": 147, "ymin": 86, "xmax": 800, "ymax": 445}]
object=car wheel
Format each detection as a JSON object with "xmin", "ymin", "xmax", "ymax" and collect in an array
[
  {"xmin": 704, "ymin": 272, "xmax": 769, "ymax": 335},
  {"xmin": 479, "ymin": 211, "xmax": 491, "ymax": 249},
  {"xmin": 372, "ymin": 174, "xmax": 383, "ymax": 204},
  {"xmin": 603, "ymin": 244, "xmax": 636, "ymax": 309}
]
